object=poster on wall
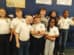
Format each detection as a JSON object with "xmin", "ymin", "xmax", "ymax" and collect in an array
[
  {"xmin": 6, "ymin": 0, "xmax": 26, "ymax": 8},
  {"xmin": 36, "ymin": 0, "xmax": 52, "ymax": 5},
  {"xmin": 57, "ymin": 0, "xmax": 72, "ymax": 6}
]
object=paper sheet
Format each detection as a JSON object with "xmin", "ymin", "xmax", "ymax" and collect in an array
[
  {"xmin": 57, "ymin": 0, "xmax": 72, "ymax": 6},
  {"xmin": 36, "ymin": 0, "xmax": 52, "ymax": 5},
  {"xmin": 6, "ymin": 0, "xmax": 25, "ymax": 8}
]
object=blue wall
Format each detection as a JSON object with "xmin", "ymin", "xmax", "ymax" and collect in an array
[
  {"xmin": 0, "ymin": 0, "xmax": 74, "ymax": 48},
  {"xmin": 0, "ymin": 0, "xmax": 74, "ymax": 16}
]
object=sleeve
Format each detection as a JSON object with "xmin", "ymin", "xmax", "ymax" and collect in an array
[
  {"xmin": 7, "ymin": 18, "xmax": 11, "ymax": 28},
  {"xmin": 15, "ymin": 24, "xmax": 21, "ymax": 34},
  {"xmin": 71, "ymin": 19, "xmax": 74, "ymax": 26},
  {"xmin": 55, "ymin": 27, "xmax": 59, "ymax": 36},
  {"xmin": 69, "ymin": 19, "xmax": 73, "ymax": 25},
  {"xmin": 10, "ymin": 19, "xmax": 15, "ymax": 29},
  {"xmin": 58, "ymin": 19, "xmax": 61, "ymax": 25}
]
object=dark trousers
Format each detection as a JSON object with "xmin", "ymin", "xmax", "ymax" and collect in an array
[
  {"xmin": 30, "ymin": 36, "xmax": 45, "ymax": 55},
  {"xmin": 0, "ymin": 34, "xmax": 10, "ymax": 55},
  {"xmin": 18, "ymin": 40, "xmax": 30, "ymax": 55},
  {"xmin": 9, "ymin": 35, "xmax": 18, "ymax": 55},
  {"xmin": 59, "ymin": 29, "xmax": 69, "ymax": 54}
]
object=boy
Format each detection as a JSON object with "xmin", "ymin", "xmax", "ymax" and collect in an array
[
  {"xmin": 10, "ymin": 8, "xmax": 25, "ymax": 55},
  {"xmin": 15, "ymin": 15, "xmax": 33, "ymax": 55},
  {"xmin": 58, "ymin": 10, "xmax": 72, "ymax": 55}
]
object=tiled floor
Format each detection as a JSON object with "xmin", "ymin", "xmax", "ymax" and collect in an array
[{"xmin": 65, "ymin": 48, "xmax": 74, "ymax": 55}]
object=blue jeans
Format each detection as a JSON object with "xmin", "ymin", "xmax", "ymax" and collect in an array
[
  {"xmin": 59, "ymin": 29, "xmax": 69, "ymax": 53},
  {"xmin": 18, "ymin": 40, "xmax": 30, "ymax": 55}
]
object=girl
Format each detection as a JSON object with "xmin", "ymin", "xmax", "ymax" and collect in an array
[
  {"xmin": 30, "ymin": 16, "xmax": 46, "ymax": 55},
  {"xmin": 48, "ymin": 10, "xmax": 58, "ymax": 22},
  {"xmin": 10, "ymin": 8, "xmax": 25, "ymax": 55},
  {"xmin": 0, "ymin": 8, "xmax": 11, "ymax": 55},
  {"xmin": 44, "ymin": 18, "xmax": 59, "ymax": 55},
  {"xmin": 48, "ymin": 10, "xmax": 58, "ymax": 18},
  {"xmin": 15, "ymin": 15, "xmax": 33, "ymax": 55},
  {"xmin": 48, "ymin": 10, "xmax": 59, "ymax": 55}
]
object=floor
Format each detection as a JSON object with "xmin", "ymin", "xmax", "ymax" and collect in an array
[{"xmin": 65, "ymin": 48, "xmax": 74, "ymax": 55}]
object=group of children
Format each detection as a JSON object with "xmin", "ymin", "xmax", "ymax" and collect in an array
[{"xmin": 0, "ymin": 8, "xmax": 74, "ymax": 55}]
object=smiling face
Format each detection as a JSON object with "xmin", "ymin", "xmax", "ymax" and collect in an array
[
  {"xmin": 34, "ymin": 17, "xmax": 41, "ymax": 24},
  {"xmin": 50, "ymin": 11, "xmax": 57, "ymax": 18},
  {"xmin": 0, "ymin": 8, "xmax": 6, "ymax": 18},
  {"xmin": 33, "ymin": 16, "xmax": 41, "ymax": 24},
  {"xmin": 63, "ymin": 10, "xmax": 69, "ymax": 18},
  {"xmin": 40, "ymin": 8, "xmax": 46, "ymax": 17},
  {"xmin": 49, "ymin": 19, "xmax": 56, "ymax": 27},
  {"xmin": 25, "ymin": 15, "xmax": 33, "ymax": 24},
  {"xmin": 15, "ymin": 9, "xmax": 23, "ymax": 18}
]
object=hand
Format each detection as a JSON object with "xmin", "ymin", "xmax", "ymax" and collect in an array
[
  {"xmin": 16, "ymin": 42, "xmax": 20, "ymax": 48},
  {"xmin": 9, "ymin": 35, "xmax": 12, "ymax": 42},
  {"xmin": 50, "ymin": 38, "xmax": 56, "ymax": 41}
]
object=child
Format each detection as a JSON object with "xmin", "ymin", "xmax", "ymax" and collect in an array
[
  {"xmin": 48, "ymin": 10, "xmax": 58, "ymax": 20},
  {"xmin": 10, "ymin": 8, "xmax": 25, "ymax": 55},
  {"xmin": 15, "ymin": 15, "xmax": 33, "ymax": 55},
  {"xmin": 30, "ymin": 16, "xmax": 46, "ymax": 55},
  {"xmin": 48, "ymin": 10, "xmax": 59, "ymax": 55},
  {"xmin": 39, "ymin": 8, "xmax": 48, "ymax": 55},
  {"xmin": 71, "ymin": 17, "xmax": 74, "ymax": 26},
  {"xmin": 58, "ymin": 10, "xmax": 72, "ymax": 55},
  {"xmin": 39, "ymin": 8, "xmax": 48, "ymax": 27},
  {"xmin": 44, "ymin": 18, "xmax": 59, "ymax": 55},
  {"xmin": 0, "ymin": 8, "xmax": 11, "ymax": 55}
]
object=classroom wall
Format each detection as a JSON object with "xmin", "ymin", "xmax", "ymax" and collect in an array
[{"xmin": 0, "ymin": 0, "xmax": 74, "ymax": 48}]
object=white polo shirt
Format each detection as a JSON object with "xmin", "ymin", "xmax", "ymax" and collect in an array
[
  {"xmin": 32, "ymin": 23, "xmax": 46, "ymax": 39},
  {"xmin": 58, "ymin": 17, "xmax": 71, "ymax": 30},
  {"xmin": 41, "ymin": 17, "xmax": 48, "ymax": 27},
  {"xmin": 0, "ymin": 18, "xmax": 11, "ymax": 34},
  {"xmin": 47, "ymin": 26, "xmax": 59, "ymax": 36},
  {"xmin": 10, "ymin": 18, "xmax": 25, "ymax": 29},
  {"xmin": 15, "ymin": 20, "xmax": 32, "ymax": 41}
]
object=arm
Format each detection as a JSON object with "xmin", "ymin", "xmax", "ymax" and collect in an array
[
  {"xmin": 9, "ymin": 29, "xmax": 13, "ymax": 42},
  {"xmin": 15, "ymin": 32, "xmax": 20, "ymax": 48},
  {"xmin": 31, "ymin": 30, "xmax": 39, "ymax": 36},
  {"xmin": 15, "ymin": 24, "xmax": 21, "ymax": 48},
  {"xmin": 38, "ymin": 24, "xmax": 46, "ymax": 36}
]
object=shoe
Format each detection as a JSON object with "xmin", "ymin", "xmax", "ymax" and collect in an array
[{"xmin": 59, "ymin": 53, "xmax": 65, "ymax": 55}]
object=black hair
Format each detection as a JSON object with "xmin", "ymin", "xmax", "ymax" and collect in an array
[
  {"xmin": 48, "ymin": 10, "xmax": 58, "ymax": 18},
  {"xmin": 63, "ymin": 9, "xmax": 70, "ymax": 15},
  {"xmin": 47, "ymin": 18, "xmax": 57, "ymax": 32},
  {"xmin": 37, "ymin": 8, "xmax": 47, "ymax": 15}
]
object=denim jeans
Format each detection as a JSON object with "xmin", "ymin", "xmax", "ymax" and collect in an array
[
  {"xmin": 59, "ymin": 29, "xmax": 69, "ymax": 54},
  {"xmin": 18, "ymin": 40, "xmax": 30, "ymax": 55}
]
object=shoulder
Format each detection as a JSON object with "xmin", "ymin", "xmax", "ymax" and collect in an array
[
  {"xmin": 11, "ymin": 18, "xmax": 17, "ymax": 21},
  {"xmin": 54, "ymin": 26, "xmax": 59, "ymax": 30},
  {"xmin": 5, "ymin": 18, "xmax": 11, "ymax": 23},
  {"xmin": 67, "ymin": 18, "xmax": 71, "ymax": 21},
  {"xmin": 40, "ymin": 23, "xmax": 45, "ymax": 26},
  {"xmin": 21, "ymin": 19, "xmax": 25, "ymax": 22},
  {"xmin": 7, "ymin": 18, "xmax": 11, "ymax": 21}
]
